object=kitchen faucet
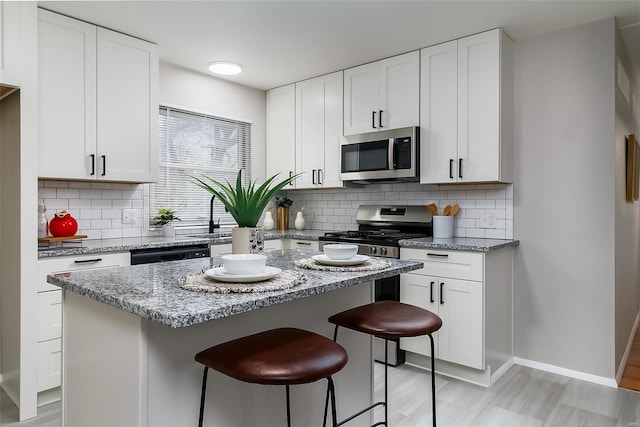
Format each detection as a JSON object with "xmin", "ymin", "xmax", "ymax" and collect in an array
[{"xmin": 209, "ymin": 195, "xmax": 220, "ymax": 233}]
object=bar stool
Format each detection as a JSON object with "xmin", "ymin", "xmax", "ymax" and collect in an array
[
  {"xmin": 324, "ymin": 301, "xmax": 442, "ymax": 427},
  {"xmin": 195, "ymin": 327, "xmax": 348, "ymax": 427}
]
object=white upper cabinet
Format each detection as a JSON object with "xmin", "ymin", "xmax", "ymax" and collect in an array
[
  {"xmin": 0, "ymin": 1, "xmax": 22, "ymax": 87},
  {"xmin": 266, "ymin": 84, "xmax": 296, "ymax": 187},
  {"xmin": 343, "ymin": 51, "xmax": 419, "ymax": 136},
  {"xmin": 295, "ymin": 71, "xmax": 343, "ymax": 189},
  {"xmin": 420, "ymin": 29, "xmax": 513, "ymax": 184},
  {"xmin": 37, "ymin": 9, "xmax": 159, "ymax": 182}
]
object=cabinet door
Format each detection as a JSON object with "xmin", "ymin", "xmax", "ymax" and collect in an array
[
  {"xmin": 378, "ymin": 51, "xmax": 419, "ymax": 131},
  {"xmin": 296, "ymin": 78, "xmax": 323, "ymax": 188},
  {"xmin": 420, "ymin": 41, "xmax": 459, "ymax": 184},
  {"xmin": 37, "ymin": 338, "xmax": 61, "ymax": 392},
  {"xmin": 438, "ymin": 278, "xmax": 483, "ymax": 369},
  {"xmin": 266, "ymin": 84, "xmax": 296, "ymax": 186},
  {"xmin": 320, "ymin": 72, "xmax": 343, "ymax": 188},
  {"xmin": 97, "ymin": 28, "xmax": 158, "ymax": 182},
  {"xmin": 343, "ymin": 61, "xmax": 379, "ymax": 136},
  {"xmin": 37, "ymin": 290, "xmax": 62, "ymax": 342},
  {"xmin": 457, "ymin": 30, "xmax": 500, "ymax": 182},
  {"xmin": 295, "ymin": 71, "xmax": 343, "ymax": 189},
  {"xmin": 399, "ymin": 273, "xmax": 439, "ymax": 357},
  {"xmin": 37, "ymin": 9, "xmax": 97, "ymax": 180},
  {"xmin": 0, "ymin": 1, "xmax": 22, "ymax": 86}
]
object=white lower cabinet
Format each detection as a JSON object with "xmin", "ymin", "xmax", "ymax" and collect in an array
[
  {"xmin": 400, "ymin": 247, "xmax": 513, "ymax": 385},
  {"xmin": 281, "ymin": 239, "xmax": 319, "ymax": 251},
  {"xmin": 37, "ymin": 252, "xmax": 130, "ymax": 393}
]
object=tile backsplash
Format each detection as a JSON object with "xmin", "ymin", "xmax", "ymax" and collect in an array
[{"xmin": 39, "ymin": 180, "xmax": 514, "ymax": 240}]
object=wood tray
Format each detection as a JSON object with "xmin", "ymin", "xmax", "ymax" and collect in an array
[{"xmin": 38, "ymin": 235, "xmax": 88, "ymax": 243}]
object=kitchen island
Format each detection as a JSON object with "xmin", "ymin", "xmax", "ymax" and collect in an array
[{"xmin": 48, "ymin": 249, "xmax": 422, "ymax": 427}]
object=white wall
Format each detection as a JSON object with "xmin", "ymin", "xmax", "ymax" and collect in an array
[
  {"xmin": 614, "ymin": 28, "xmax": 640, "ymax": 375},
  {"xmin": 513, "ymin": 18, "xmax": 619, "ymax": 378},
  {"xmin": 158, "ymin": 62, "xmax": 267, "ymax": 181}
]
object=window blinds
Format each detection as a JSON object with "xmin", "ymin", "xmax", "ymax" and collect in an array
[{"xmin": 150, "ymin": 106, "xmax": 251, "ymax": 227}]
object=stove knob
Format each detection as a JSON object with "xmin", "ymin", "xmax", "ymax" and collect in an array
[
  {"xmin": 369, "ymin": 247, "xmax": 377, "ymax": 255},
  {"xmin": 380, "ymin": 247, "xmax": 388, "ymax": 256}
]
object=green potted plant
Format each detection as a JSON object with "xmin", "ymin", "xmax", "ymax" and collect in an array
[
  {"xmin": 153, "ymin": 208, "xmax": 181, "ymax": 237},
  {"xmin": 192, "ymin": 170, "xmax": 298, "ymax": 253}
]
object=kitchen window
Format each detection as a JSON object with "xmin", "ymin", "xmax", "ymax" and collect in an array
[{"xmin": 150, "ymin": 106, "xmax": 251, "ymax": 228}]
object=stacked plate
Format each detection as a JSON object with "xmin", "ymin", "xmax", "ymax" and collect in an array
[
  {"xmin": 205, "ymin": 254, "xmax": 281, "ymax": 283},
  {"xmin": 313, "ymin": 244, "xmax": 369, "ymax": 266}
]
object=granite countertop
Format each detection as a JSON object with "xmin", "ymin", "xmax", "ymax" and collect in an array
[
  {"xmin": 399, "ymin": 237, "xmax": 519, "ymax": 252},
  {"xmin": 37, "ymin": 229, "xmax": 329, "ymax": 258},
  {"xmin": 47, "ymin": 249, "xmax": 422, "ymax": 328}
]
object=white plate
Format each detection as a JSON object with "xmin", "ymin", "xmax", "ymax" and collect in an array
[
  {"xmin": 311, "ymin": 254, "xmax": 370, "ymax": 266},
  {"xmin": 204, "ymin": 266, "xmax": 282, "ymax": 283}
]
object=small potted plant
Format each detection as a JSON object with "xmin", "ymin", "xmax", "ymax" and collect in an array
[
  {"xmin": 275, "ymin": 196, "xmax": 293, "ymax": 231},
  {"xmin": 153, "ymin": 208, "xmax": 181, "ymax": 237}
]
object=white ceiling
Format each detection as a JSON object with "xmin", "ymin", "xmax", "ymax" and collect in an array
[{"xmin": 39, "ymin": 1, "xmax": 640, "ymax": 91}]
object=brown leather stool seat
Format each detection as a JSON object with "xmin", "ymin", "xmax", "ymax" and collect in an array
[
  {"xmin": 325, "ymin": 300, "xmax": 442, "ymax": 427},
  {"xmin": 195, "ymin": 327, "xmax": 347, "ymax": 427}
]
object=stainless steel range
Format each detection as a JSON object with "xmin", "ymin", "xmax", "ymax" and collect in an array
[{"xmin": 319, "ymin": 205, "xmax": 433, "ymax": 365}]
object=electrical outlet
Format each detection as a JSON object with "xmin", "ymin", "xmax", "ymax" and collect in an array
[
  {"xmin": 122, "ymin": 209, "xmax": 136, "ymax": 224},
  {"xmin": 479, "ymin": 211, "xmax": 497, "ymax": 229}
]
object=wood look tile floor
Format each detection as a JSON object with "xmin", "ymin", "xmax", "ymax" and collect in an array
[
  {"xmin": 3, "ymin": 363, "xmax": 640, "ymax": 426},
  {"xmin": 620, "ymin": 327, "xmax": 640, "ymax": 392}
]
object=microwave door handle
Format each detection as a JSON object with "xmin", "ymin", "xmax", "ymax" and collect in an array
[{"xmin": 388, "ymin": 139, "xmax": 395, "ymax": 169}]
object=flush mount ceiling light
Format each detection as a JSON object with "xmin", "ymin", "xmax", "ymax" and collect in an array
[{"xmin": 208, "ymin": 62, "xmax": 242, "ymax": 75}]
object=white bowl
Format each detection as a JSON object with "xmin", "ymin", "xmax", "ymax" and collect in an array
[
  {"xmin": 323, "ymin": 244, "xmax": 358, "ymax": 260},
  {"xmin": 221, "ymin": 254, "xmax": 267, "ymax": 275}
]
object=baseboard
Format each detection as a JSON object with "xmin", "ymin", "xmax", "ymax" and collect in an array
[
  {"xmin": 490, "ymin": 357, "xmax": 514, "ymax": 384},
  {"xmin": 616, "ymin": 311, "xmax": 640, "ymax": 384},
  {"xmin": 514, "ymin": 357, "xmax": 618, "ymax": 388}
]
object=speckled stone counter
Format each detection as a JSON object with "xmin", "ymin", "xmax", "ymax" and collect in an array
[
  {"xmin": 399, "ymin": 237, "xmax": 519, "ymax": 252},
  {"xmin": 37, "ymin": 229, "xmax": 329, "ymax": 258},
  {"xmin": 48, "ymin": 248, "xmax": 422, "ymax": 328}
]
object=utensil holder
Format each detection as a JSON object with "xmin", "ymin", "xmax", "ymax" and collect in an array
[{"xmin": 433, "ymin": 216, "xmax": 454, "ymax": 239}]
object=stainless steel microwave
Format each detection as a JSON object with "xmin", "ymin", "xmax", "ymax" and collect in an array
[{"xmin": 340, "ymin": 126, "xmax": 419, "ymax": 183}]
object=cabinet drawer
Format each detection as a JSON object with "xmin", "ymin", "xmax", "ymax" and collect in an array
[
  {"xmin": 288, "ymin": 239, "xmax": 319, "ymax": 251},
  {"xmin": 38, "ymin": 252, "xmax": 130, "ymax": 292},
  {"xmin": 400, "ymin": 248, "xmax": 483, "ymax": 281},
  {"xmin": 37, "ymin": 338, "xmax": 61, "ymax": 392},
  {"xmin": 38, "ymin": 290, "xmax": 62, "ymax": 342}
]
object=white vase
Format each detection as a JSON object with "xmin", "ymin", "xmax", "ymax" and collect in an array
[
  {"xmin": 232, "ymin": 226, "xmax": 264, "ymax": 254},
  {"xmin": 162, "ymin": 223, "xmax": 176, "ymax": 237},
  {"xmin": 263, "ymin": 211, "xmax": 274, "ymax": 231},
  {"xmin": 294, "ymin": 211, "xmax": 305, "ymax": 230}
]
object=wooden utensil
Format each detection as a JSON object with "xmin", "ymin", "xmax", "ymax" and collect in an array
[
  {"xmin": 426, "ymin": 203, "xmax": 438, "ymax": 216},
  {"xmin": 449, "ymin": 203, "xmax": 460, "ymax": 216},
  {"xmin": 443, "ymin": 205, "xmax": 452, "ymax": 216}
]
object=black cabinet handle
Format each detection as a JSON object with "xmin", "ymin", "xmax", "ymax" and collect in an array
[
  {"xmin": 427, "ymin": 253, "xmax": 448, "ymax": 258},
  {"xmin": 312, "ymin": 169, "xmax": 317, "ymax": 184},
  {"xmin": 449, "ymin": 159, "xmax": 454, "ymax": 179},
  {"xmin": 101, "ymin": 155, "xmax": 106, "ymax": 176},
  {"xmin": 379, "ymin": 110, "xmax": 383, "ymax": 128},
  {"xmin": 318, "ymin": 169, "xmax": 323, "ymax": 184},
  {"xmin": 90, "ymin": 154, "xmax": 95, "ymax": 176},
  {"xmin": 74, "ymin": 258, "xmax": 103, "ymax": 264},
  {"xmin": 295, "ymin": 241, "xmax": 311, "ymax": 246},
  {"xmin": 459, "ymin": 158, "xmax": 463, "ymax": 179},
  {"xmin": 372, "ymin": 111, "xmax": 376, "ymax": 128},
  {"xmin": 430, "ymin": 281, "xmax": 435, "ymax": 303},
  {"xmin": 440, "ymin": 282, "xmax": 445, "ymax": 304}
]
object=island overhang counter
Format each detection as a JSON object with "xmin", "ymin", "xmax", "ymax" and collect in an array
[{"xmin": 48, "ymin": 249, "xmax": 422, "ymax": 427}]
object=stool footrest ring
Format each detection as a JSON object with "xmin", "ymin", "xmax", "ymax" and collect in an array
[{"xmin": 337, "ymin": 401, "xmax": 385, "ymax": 427}]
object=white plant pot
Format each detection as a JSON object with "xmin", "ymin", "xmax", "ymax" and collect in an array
[
  {"xmin": 232, "ymin": 226, "xmax": 264, "ymax": 254},
  {"xmin": 162, "ymin": 224, "xmax": 176, "ymax": 237}
]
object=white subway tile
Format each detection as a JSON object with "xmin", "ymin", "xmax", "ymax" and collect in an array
[
  {"xmin": 56, "ymin": 189, "xmax": 80, "ymax": 199},
  {"xmin": 68, "ymin": 182, "xmax": 92, "ymax": 189},
  {"xmin": 506, "ymin": 184, "xmax": 514, "ymax": 199},
  {"xmin": 454, "ymin": 227, "xmax": 466, "ymax": 237},
  {"xmin": 486, "ymin": 229, "xmax": 506, "ymax": 239},
  {"xmin": 44, "ymin": 181, "xmax": 69, "ymax": 188},
  {"xmin": 475, "ymin": 200, "xmax": 496, "ymax": 209},
  {"xmin": 447, "ymin": 190, "xmax": 466, "ymax": 200},
  {"xmin": 506, "ymin": 220, "xmax": 514, "ymax": 239},
  {"xmin": 102, "ymin": 228, "xmax": 123, "ymax": 239},
  {"xmin": 80, "ymin": 189, "xmax": 102, "ymax": 199},
  {"xmin": 122, "ymin": 228, "xmax": 142, "ymax": 238},
  {"xmin": 112, "ymin": 199, "xmax": 133, "ymax": 209},
  {"xmin": 69, "ymin": 199, "xmax": 92, "ymax": 209},
  {"xmin": 85, "ymin": 229, "xmax": 102, "ymax": 240},
  {"xmin": 80, "ymin": 210, "xmax": 101, "ymax": 220},
  {"xmin": 358, "ymin": 192, "xmax": 372, "ymax": 200},
  {"xmin": 506, "ymin": 204, "xmax": 513, "ymax": 220},
  {"xmin": 91, "ymin": 182, "xmax": 112, "ymax": 190},
  {"xmin": 44, "ymin": 199, "xmax": 69, "ymax": 210},
  {"xmin": 466, "ymin": 228, "xmax": 486, "ymax": 238},
  {"xmin": 475, "ymin": 184, "xmax": 496, "ymax": 190},
  {"xmin": 92, "ymin": 200, "xmax": 113, "ymax": 209},
  {"xmin": 468, "ymin": 190, "xmax": 485, "ymax": 199},
  {"xmin": 465, "ymin": 209, "xmax": 483, "ymax": 219},
  {"xmin": 102, "ymin": 209, "xmax": 121, "ymax": 219},
  {"xmin": 90, "ymin": 219, "xmax": 112, "ymax": 229},
  {"xmin": 496, "ymin": 219, "xmax": 506, "ymax": 229},
  {"xmin": 39, "ymin": 188, "xmax": 57, "ymax": 199},
  {"xmin": 456, "ymin": 218, "xmax": 475, "ymax": 228},
  {"xmin": 112, "ymin": 183, "xmax": 136, "ymax": 190},
  {"xmin": 102, "ymin": 190, "xmax": 123, "ymax": 200},
  {"xmin": 486, "ymin": 188, "xmax": 506, "ymax": 199},
  {"xmin": 112, "ymin": 218, "xmax": 123, "ymax": 228},
  {"xmin": 132, "ymin": 200, "xmax": 144, "ymax": 209}
]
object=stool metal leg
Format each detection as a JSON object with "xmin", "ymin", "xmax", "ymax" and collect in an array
[
  {"xmin": 384, "ymin": 338, "xmax": 389, "ymax": 427},
  {"xmin": 327, "ymin": 376, "xmax": 338, "ymax": 427},
  {"xmin": 429, "ymin": 334, "xmax": 436, "ymax": 427},
  {"xmin": 286, "ymin": 384, "xmax": 292, "ymax": 427},
  {"xmin": 198, "ymin": 367, "xmax": 209, "ymax": 427},
  {"xmin": 323, "ymin": 325, "xmax": 341, "ymax": 427}
]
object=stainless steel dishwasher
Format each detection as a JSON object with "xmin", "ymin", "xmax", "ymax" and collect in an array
[{"xmin": 130, "ymin": 244, "xmax": 210, "ymax": 265}]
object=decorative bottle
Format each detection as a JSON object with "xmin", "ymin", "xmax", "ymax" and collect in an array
[
  {"xmin": 38, "ymin": 203, "xmax": 48, "ymax": 238},
  {"xmin": 294, "ymin": 210, "xmax": 305, "ymax": 230},
  {"xmin": 263, "ymin": 210, "xmax": 274, "ymax": 231}
]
